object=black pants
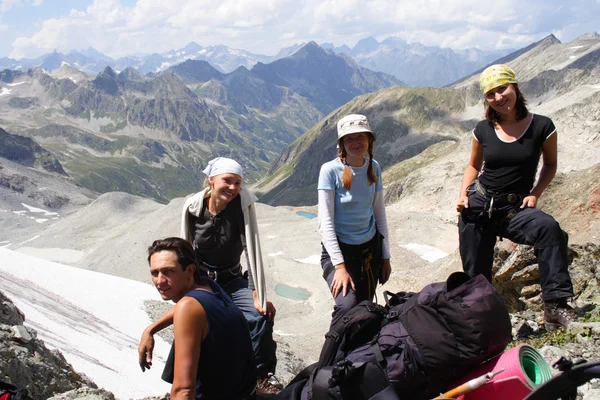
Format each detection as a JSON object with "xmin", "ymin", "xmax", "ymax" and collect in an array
[
  {"xmin": 321, "ymin": 233, "xmax": 383, "ymax": 327},
  {"xmin": 458, "ymin": 190, "xmax": 573, "ymax": 301}
]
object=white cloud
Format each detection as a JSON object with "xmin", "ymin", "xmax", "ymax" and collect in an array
[
  {"xmin": 7, "ymin": 0, "xmax": 600, "ymax": 59},
  {"xmin": 0, "ymin": 0, "xmax": 43, "ymax": 13},
  {"xmin": 0, "ymin": 0, "xmax": 21, "ymax": 13}
]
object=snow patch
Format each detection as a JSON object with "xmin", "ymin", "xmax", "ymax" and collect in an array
[
  {"xmin": 17, "ymin": 235, "xmax": 40, "ymax": 246},
  {"xmin": 273, "ymin": 330, "xmax": 295, "ymax": 337},
  {"xmin": 268, "ymin": 251, "xmax": 284, "ymax": 257},
  {"xmin": 400, "ymin": 243, "xmax": 448, "ymax": 262},
  {"xmin": 0, "ymin": 249, "xmax": 171, "ymax": 399},
  {"xmin": 0, "ymin": 87, "xmax": 12, "ymax": 96},
  {"xmin": 294, "ymin": 254, "xmax": 320, "ymax": 265},
  {"xmin": 7, "ymin": 81, "xmax": 26, "ymax": 86},
  {"xmin": 21, "ymin": 203, "xmax": 59, "ymax": 216},
  {"xmin": 156, "ymin": 61, "xmax": 173, "ymax": 72}
]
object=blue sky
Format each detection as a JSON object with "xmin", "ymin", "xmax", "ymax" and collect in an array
[{"xmin": 1, "ymin": 0, "xmax": 599, "ymax": 59}]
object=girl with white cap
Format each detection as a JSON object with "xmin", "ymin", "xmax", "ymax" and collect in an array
[
  {"xmin": 456, "ymin": 64, "xmax": 576, "ymax": 331},
  {"xmin": 139, "ymin": 157, "xmax": 279, "ymax": 395},
  {"xmin": 318, "ymin": 114, "xmax": 392, "ymax": 327}
]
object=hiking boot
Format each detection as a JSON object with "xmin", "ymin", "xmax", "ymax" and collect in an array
[
  {"xmin": 544, "ymin": 298, "xmax": 577, "ymax": 331},
  {"xmin": 256, "ymin": 374, "xmax": 282, "ymax": 396}
]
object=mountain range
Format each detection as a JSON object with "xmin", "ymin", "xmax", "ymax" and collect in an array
[
  {"xmin": 1, "ymin": 36, "xmax": 511, "ymax": 88},
  {"xmin": 0, "ymin": 42, "xmax": 400, "ymax": 202},
  {"xmin": 320, "ymin": 36, "xmax": 511, "ymax": 87}
]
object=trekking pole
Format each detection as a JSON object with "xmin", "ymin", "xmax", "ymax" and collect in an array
[{"xmin": 432, "ymin": 369, "xmax": 505, "ymax": 399}]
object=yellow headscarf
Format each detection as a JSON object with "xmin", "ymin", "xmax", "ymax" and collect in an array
[{"xmin": 479, "ymin": 64, "xmax": 517, "ymax": 95}]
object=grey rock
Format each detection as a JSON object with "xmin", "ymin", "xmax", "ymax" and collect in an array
[
  {"xmin": 512, "ymin": 265, "xmax": 540, "ymax": 283},
  {"xmin": 516, "ymin": 322, "xmax": 535, "ymax": 338},
  {"xmin": 0, "ymin": 290, "xmax": 100, "ymax": 399},
  {"xmin": 10, "ymin": 325, "xmax": 32, "ymax": 343},
  {"xmin": 1, "ymin": 292, "xmax": 25, "ymax": 325},
  {"xmin": 47, "ymin": 387, "xmax": 115, "ymax": 400}
]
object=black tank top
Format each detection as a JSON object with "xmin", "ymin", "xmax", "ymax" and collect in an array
[{"xmin": 162, "ymin": 278, "xmax": 256, "ymax": 399}]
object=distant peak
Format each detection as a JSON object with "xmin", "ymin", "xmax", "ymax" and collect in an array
[
  {"xmin": 118, "ymin": 67, "xmax": 144, "ymax": 81},
  {"xmin": 94, "ymin": 66, "xmax": 118, "ymax": 84},
  {"xmin": 358, "ymin": 36, "xmax": 378, "ymax": 43},
  {"xmin": 230, "ymin": 65, "xmax": 250, "ymax": 75},
  {"xmin": 294, "ymin": 41, "xmax": 326, "ymax": 57},
  {"xmin": 542, "ymin": 33, "xmax": 561, "ymax": 44},
  {"xmin": 353, "ymin": 36, "xmax": 381, "ymax": 53},
  {"xmin": 576, "ymin": 32, "xmax": 600, "ymax": 40},
  {"xmin": 183, "ymin": 41, "xmax": 203, "ymax": 51}
]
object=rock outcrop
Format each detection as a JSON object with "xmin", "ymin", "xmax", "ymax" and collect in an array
[
  {"xmin": 0, "ymin": 128, "xmax": 66, "ymax": 176},
  {"xmin": 0, "ymin": 291, "xmax": 99, "ymax": 399},
  {"xmin": 493, "ymin": 243, "xmax": 600, "ymax": 312}
]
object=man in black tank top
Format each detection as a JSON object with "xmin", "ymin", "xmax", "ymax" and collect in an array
[{"xmin": 143, "ymin": 238, "xmax": 256, "ymax": 400}]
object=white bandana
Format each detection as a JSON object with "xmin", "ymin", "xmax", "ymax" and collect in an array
[{"xmin": 201, "ymin": 157, "xmax": 243, "ymax": 178}]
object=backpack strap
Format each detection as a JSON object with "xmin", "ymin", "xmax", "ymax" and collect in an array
[
  {"xmin": 368, "ymin": 386, "xmax": 401, "ymax": 400},
  {"xmin": 308, "ymin": 366, "xmax": 335, "ymax": 400}
]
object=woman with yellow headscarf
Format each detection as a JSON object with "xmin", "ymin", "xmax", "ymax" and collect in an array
[{"xmin": 456, "ymin": 64, "xmax": 577, "ymax": 331}]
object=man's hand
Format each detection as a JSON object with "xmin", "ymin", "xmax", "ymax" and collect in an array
[
  {"xmin": 138, "ymin": 328, "xmax": 155, "ymax": 372},
  {"xmin": 253, "ymin": 290, "xmax": 276, "ymax": 321}
]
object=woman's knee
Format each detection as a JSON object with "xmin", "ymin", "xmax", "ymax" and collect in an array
[
  {"xmin": 531, "ymin": 214, "xmax": 567, "ymax": 247},
  {"xmin": 333, "ymin": 293, "xmax": 357, "ymax": 316}
]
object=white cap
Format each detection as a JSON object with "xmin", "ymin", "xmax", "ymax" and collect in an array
[
  {"xmin": 337, "ymin": 114, "xmax": 376, "ymax": 140},
  {"xmin": 202, "ymin": 157, "xmax": 243, "ymax": 178}
]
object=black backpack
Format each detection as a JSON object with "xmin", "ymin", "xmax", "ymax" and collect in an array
[
  {"xmin": 0, "ymin": 381, "xmax": 27, "ymax": 400},
  {"xmin": 274, "ymin": 272, "xmax": 512, "ymax": 400}
]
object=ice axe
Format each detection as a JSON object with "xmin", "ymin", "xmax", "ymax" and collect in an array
[{"xmin": 432, "ymin": 369, "xmax": 505, "ymax": 399}]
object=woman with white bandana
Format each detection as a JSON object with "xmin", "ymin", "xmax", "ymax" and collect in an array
[
  {"xmin": 139, "ymin": 157, "xmax": 279, "ymax": 395},
  {"xmin": 456, "ymin": 64, "xmax": 576, "ymax": 331}
]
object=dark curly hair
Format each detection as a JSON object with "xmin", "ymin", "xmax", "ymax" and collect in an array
[
  {"xmin": 485, "ymin": 83, "xmax": 529, "ymax": 124},
  {"xmin": 147, "ymin": 237, "xmax": 201, "ymax": 282}
]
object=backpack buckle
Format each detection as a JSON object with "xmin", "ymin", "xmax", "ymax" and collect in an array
[
  {"xmin": 387, "ymin": 310, "xmax": 399, "ymax": 320},
  {"xmin": 325, "ymin": 331, "xmax": 340, "ymax": 343}
]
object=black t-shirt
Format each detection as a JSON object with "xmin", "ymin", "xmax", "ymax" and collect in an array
[
  {"xmin": 474, "ymin": 114, "xmax": 556, "ymax": 194},
  {"xmin": 190, "ymin": 195, "xmax": 244, "ymax": 269}
]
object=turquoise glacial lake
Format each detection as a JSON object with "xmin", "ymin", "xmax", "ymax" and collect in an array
[
  {"xmin": 296, "ymin": 211, "xmax": 317, "ymax": 219},
  {"xmin": 275, "ymin": 283, "xmax": 311, "ymax": 301}
]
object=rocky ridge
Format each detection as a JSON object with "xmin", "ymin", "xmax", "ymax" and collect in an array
[
  {"xmin": 0, "ymin": 127, "xmax": 66, "ymax": 175},
  {"xmin": 0, "ymin": 291, "xmax": 100, "ymax": 399}
]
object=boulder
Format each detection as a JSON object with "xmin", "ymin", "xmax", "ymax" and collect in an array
[{"xmin": 493, "ymin": 243, "xmax": 600, "ymax": 312}]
